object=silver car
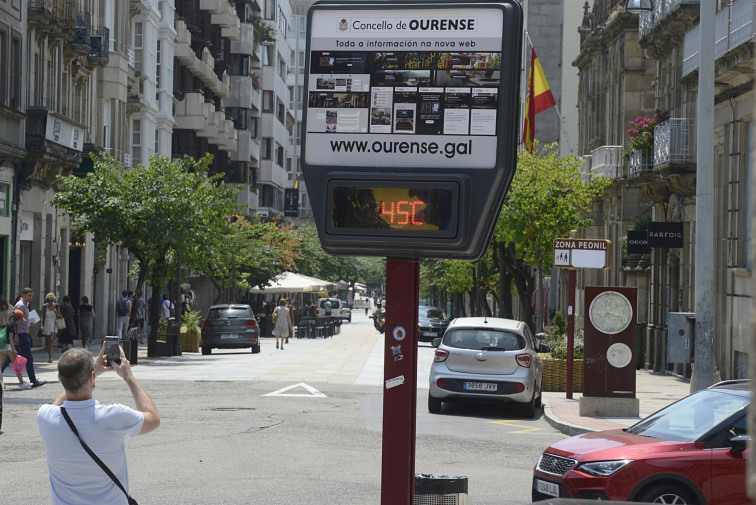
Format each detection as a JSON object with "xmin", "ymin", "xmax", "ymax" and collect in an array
[
  {"xmin": 428, "ymin": 317, "xmax": 549, "ymax": 418},
  {"xmin": 201, "ymin": 304, "xmax": 260, "ymax": 355}
]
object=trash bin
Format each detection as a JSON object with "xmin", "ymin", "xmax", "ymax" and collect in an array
[{"xmin": 415, "ymin": 474, "xmax": 468, "ymax": 505}]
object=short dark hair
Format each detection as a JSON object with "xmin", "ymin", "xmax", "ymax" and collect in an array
[
  {"xmin": 58, "ymin": 348, "xmax": 94, "ymax": 392},
  {"xmin": 81, "ymin": 296, "xmax": 89, "ymax": 304},
  {"xmin": 22, "ymin": 287, "xmax": 33, "ymax": 295},
  {"xmin": 62, "ymin": 295, "xmax": 71, "ymax": 303}
]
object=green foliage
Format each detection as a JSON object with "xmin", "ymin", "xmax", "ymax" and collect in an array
[
  {"xmin": 542, "ymin": 325, "xmax": 584, "ymax": 360},
  {"xmin": 250, "ymin": 15, "xmax": 276, "ymax": 53},
  {"xmin": 158, "ymin": 317, "xmax": 168, "ymax": 334},
  {"xmin": 623, "ymin": 109, "xmax": 670, "ymax": 158},
  {"xmin": 552, "ymin": 310, "xmax": 566, "ymax": 335},
  {"xmin": 631, "ymin": 213, "xmax": 652, "ymax": 231},
  {"xmin": 181, "ymin": 308, "xmax": 202, "ymax": 335}
]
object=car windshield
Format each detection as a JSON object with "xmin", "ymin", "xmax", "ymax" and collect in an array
[
  {"xmin": 626, "ymin": 389, "xmax": 748, "ymax": 442},
  {"xmin": 208, "ymin": 308, "xmax": 250, "ymax": 320},
  {"xmin": 420, "ymin": 307, "xmax": 446, "ymax": 319},
  {"xmin": 443, "ymin": 329, "xmax": 524, "ymax": 351}
]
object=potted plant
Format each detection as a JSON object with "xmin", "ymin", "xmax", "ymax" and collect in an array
[
  {"xmin": 181, "ymin": 309, "xmax": 202, "ymax": 352},
  {"xmin": 539, "ymin": 312, "xmax": 585, "ymax": 392},
  {"xmin": 623, "ymin": 109, "xmax": 670, "ymax": 160}
]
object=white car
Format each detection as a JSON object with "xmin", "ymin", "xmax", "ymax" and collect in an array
[{"xmin": 428, "ymin": 317, "xmax": 549, "ymax": 418}]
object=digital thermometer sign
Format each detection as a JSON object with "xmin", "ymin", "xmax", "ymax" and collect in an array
[{"xmin": 328, "ymin": 182, "xmax": 458, "ymax": 237}]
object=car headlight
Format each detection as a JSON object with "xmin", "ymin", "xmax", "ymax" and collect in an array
[{"xmin": 576, "ymin": 460, "xmax": 632, "ymax": 477}]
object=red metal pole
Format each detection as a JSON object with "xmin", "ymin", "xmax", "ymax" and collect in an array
[
  {"xmin": 566, "ymin": 268, "xmax": 576, "ymax": 400},
  {"xmin": 381, "ymin": 259, "xmax": 420, "ymax": 505}
]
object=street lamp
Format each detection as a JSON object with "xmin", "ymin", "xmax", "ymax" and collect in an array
[{"xmin": 625, "ymin": 0, "xmax": 653, "ymax": 12}]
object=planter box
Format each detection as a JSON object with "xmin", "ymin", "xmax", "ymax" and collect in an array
[
  {"xmin": 542, "ymin": 358, "xmax": 583, "ymax": 393},
  {"xmin": 181, "ymin": 332, "xmax": 200, "ymax": 353}
]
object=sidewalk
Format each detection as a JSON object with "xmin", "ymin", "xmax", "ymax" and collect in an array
[{"xmin": 542, "ymin": 369, "xmax": 692, "ymax": 436}]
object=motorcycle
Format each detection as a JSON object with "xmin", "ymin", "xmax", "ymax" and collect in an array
[{"xmin": 370, "ymin": 307, "xmax": 386, "ymax": 334}]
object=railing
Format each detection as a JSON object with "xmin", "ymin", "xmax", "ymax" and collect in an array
[
  {"xmin": 653, "ymin": 118, "xmax": 696, "ymax": 165},
  {"xmin": 590, "ymin": 145, "xmax": 624, "ymax": 180},
  {"xmin": 683, "ymin": 0, "xmax": 754, "ymax": 77},
  {"xmin": 639, "ymin": 0, "xmax": 699, "ymax": 38},
  {"xmin": 88, "ymin": 27, "xmax": 110, "ymax": 66},
  {"xmin": 70, "ymin": 12, "xmax": 91, "ymax": 46},
  {"xmin": 127, "ymin": 48, "xmax": 136, "ymax": 68},
  {"xmin": 580, "ymin": 155, "xmax": 592, "ymax": 184},
  {"xmin": 627, "ymin": 150, "xmax": 654, "ymax": 177}
]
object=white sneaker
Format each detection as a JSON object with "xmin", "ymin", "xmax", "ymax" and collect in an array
[{"xmin": 19, "ymin": 382, "xmax": 32, "ymax": 390}]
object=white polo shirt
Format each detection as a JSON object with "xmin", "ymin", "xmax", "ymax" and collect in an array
[{"xmin": 37, "ymin": 399, "xmax": 144, "ymax": 505}]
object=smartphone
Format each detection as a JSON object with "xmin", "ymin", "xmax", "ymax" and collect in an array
[{"xmin": 105, "ymin": 336, "xmax": 121, "ymax": 366}]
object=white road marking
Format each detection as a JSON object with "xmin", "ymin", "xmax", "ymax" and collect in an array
[{"xmin": 263, "ymin": 382, "xmax": 327, "ymax": 398}]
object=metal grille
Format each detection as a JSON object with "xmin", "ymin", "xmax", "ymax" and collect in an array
[
  {"xmin": 536, "ymin": 453, "xmax": 576, "ymax": 476},
  {"xmin": 415, "ymin": 494, "xmax": 466, "ymax": 505}
]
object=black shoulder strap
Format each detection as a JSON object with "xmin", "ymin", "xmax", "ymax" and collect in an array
[{"xmin": 60, "ymin": 407, "xmax": 138, "ymax": 505}]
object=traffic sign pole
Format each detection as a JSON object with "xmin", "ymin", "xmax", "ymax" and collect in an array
[
  {"xmin": 381, "ymin": 260, "xmax": 419, "ymax": 505},
  {"xmin": 566, "ymin": 268, "xmax": 576, "ymax": 400}
]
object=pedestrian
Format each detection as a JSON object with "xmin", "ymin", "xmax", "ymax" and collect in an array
[
  {"xmin": 58, "ymin": 295, "xmax": 77, "ymax": 352},
  {"xmin": 160, "ymin": 294, "xmax": 174, "ymax": 320},
  {"xmin": 364, "ymin": 297, "xmax": 371, "ymax": 316},
  {"xmin": 284, "ymin": 298, "xmax": 294, "ymax": 344},
  {"xmin": 37, "ymin": 343, "xmax": 160, "ymax": 505},
  {"xmin": 78, "ymin": 296, "xmax": 95, "ymax": 349},
  {"xmin": 2, "ymin": 288, "xmax": 46, "ymax": 388},
  {"xmin": 0, "ymin": 310, "xmax": 31, "ymax": 389},
  {"xmin": 116, "ymin": 290, "xmax": 131, "ymax": 339},
  {"xmin": 136, "ymin": 297, "xmax": 146, "ymax": 344},
  {"xmin": 0, "ymin": 298, "xmax": 11, "ymax": 325},
  {"xmin": 272, "ymin": 298, "xmax": 291, "ymax": 350},
  {"xmin": 39, "ymin": 293, "xmax": 62, "ymax": 363}
]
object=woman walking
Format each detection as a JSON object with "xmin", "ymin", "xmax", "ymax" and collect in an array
[
  {"xmin": 39, "ymin": 293, "xmax": 61, "ymax": 363},
  {"xmin": 78, "ymin": 296, "xmax": 95, "ymax": 349},
  {"xmin": 57, "ymin": 295, "xmax": 77, "ymax": 352},
  {"xmin": 0, "ymin": 310, "xmax": 30, "ymax": 388},
  {"xmin": 272, "ymin": 298, "xmax": 291, "ymax": 350}
]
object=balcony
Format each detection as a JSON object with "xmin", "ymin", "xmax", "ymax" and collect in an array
[
  {"xmin": 24, "ymin": 106, "xmax": 84, "ymax": 181},
  {"xmin": 28, "ymin": 0, "xmax": 75, "ymax": 41},
  {"xmin": 174, "ymin": 91, "xmax": 207, "ymax": 131},
  {"xmin": 682, "ymin": 0, "xmax": 755, "ymax": 79},
  {"xmin": 65, "ymin": 12, "xmax": 91, "ymax": 57},
  {"xmin": 627, "ymin": 150, "xmax": 654, "ymax": 178},
  {"xmin": 87, "ymin": 26, "xmax": 110, "ymax": 67},
  {"xmin": 590, "ymin": 145, "xmax": 624, "ymax": 180},
  {"xmin": 130, "ymin": 0, "xmax": 159, "ymax": 16},
  {"xmin": 174, "ymin": 20, "xmax": 230, "ymax": 98},
  {"xmin": 653, "ymin": 118, "xmax": 695, "ymax": 167},
  {"xmin": 224, "ymin": 161, "xmax": 250, "ymax": 185},
  {"xmin": 638, "ymin": 0, "xmax": 699, "ymax": 39}
]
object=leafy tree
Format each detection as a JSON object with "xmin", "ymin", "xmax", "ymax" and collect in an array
[
  {"xmin": 52, "ymin": 154, "xmax": 239, "ymax": 356},
  {"xmin": 493, "ymin": 142, "xmax": 610, "ymax": 331}
]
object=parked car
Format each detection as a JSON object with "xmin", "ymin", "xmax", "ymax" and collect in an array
[
  {"xmin": 532, "ymin": 380, "xmax": 752, "ymax": 503},
  {"xmin": 417, "ymin": 306, "xmax": 449, "ymax": 343},
  {"xmin": 340, "ymin": 300, "xmax": 351, "ymax": 323},
  {"xmin": 428, "ymin": 317, "xmax": 548, "ymax": 418},
  {"xmin": 201, "ymin": 304, "xmax": 260, "ymax": 355}
]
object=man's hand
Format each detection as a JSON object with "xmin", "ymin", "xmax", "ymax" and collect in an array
[
  {"xmin": 111, "ymin": 345, "xmax": 134, "ymax": 380},
  {"xmin": 94, "ymin": 341, "xmax": 112, "ymax": 378}
]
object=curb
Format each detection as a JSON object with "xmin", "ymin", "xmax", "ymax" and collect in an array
[{"xmin": 542, "ymin": 401, "xmax": 592, "ymax": 437}]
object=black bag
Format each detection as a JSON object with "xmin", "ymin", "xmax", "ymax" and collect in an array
[{"xmin": 60, "ymin": 407, "xmax": 138, "ymax": 505}]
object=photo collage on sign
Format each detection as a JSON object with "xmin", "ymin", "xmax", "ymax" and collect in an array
[{"xmin": 307, "ymin": 51, "xmax": 501, "ymax": 135}]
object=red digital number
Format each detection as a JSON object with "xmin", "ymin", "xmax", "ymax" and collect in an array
[{"xmin": 381, "ymin": 198, "xmax": 426, "ymax": 227}]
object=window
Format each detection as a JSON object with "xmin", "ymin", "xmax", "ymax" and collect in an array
[
  {"xmin": 0, "ymin": 28, "xmax": 7, "ymax": 107},
  {"xmin": 156, "ymin": 39, "xmax": 161, "ymax": 99},
  {"xmin": 263, "ymin": 45, "xmax": 273, "ymax": 66},
  {"xmin": 746, "ymin": 121, "xmax": 754, "ymax": 269},
  {"xmin": 278, "ymin": 57, "xmax": 287, "ymax": 79},
  {"xmin": 298, "ymin": 50, "xmax": 305, "ymax": 74},
  {"xmin": 10, "ymin": 34, "xmax": 21, "ymax": 110},
  {"xmin": 277, "ymin": 5, "xmax": 287, "ymax": 38},
  {"xmin": 0, "ymin": 184, "xmax": 9, "ymax": 217},
  {"xmin": 132, "ymin": 119, "xmax": 141, "ymax": 146},
  {"xmin": 229, "ymin": 54, "xmax": 250, "ymax": 76},
  {"xmin": 249, "ymin": 117, "xmax": 258, "ymax": 139},
  {"xmin": 296, "ymin": 120, "xmax": 301, "ymax": 146},
  {"xmin": 134, "ymin": 22, "xmax": 143, "ymax": 72},
  {"xmin": 299, "ymin": 15, "xmax": 307, "ymax": 37},
  {"xmin": 154, "ymin": 129, "xmax": 160, "ymax": 155},
  {"xmin": 265, "ymin": 0, "xmax": 275, "ymax": 20},
  {"xmin": 277, "ymin": 102, "xmax": 285, "ymax": 123},
  {"xmin": 263, "ymin": 91, "xmax": 273, "ymax": 113},
  {"xmin": 288, "ymin": 86, "xmax": 294, "ymax": 109},
  {"xmin": 262, "ymin": 137, "xmax": 272, "ymax": 159},
  {"xmin": 276, "ymin": 144, "xmax": 284, "ymax": 166},
  {"xmin": 226, "ymin": 107, "xmax": 249, "ymax": 130}
]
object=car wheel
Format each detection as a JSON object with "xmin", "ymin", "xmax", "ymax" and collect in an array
[
  {"xmin": 201, "ymin": 346, "xmax": 211, "ymax": 355},
  {"xmin": 519, "ymin": 390, "xmax": 537, "ymax": 418},
  {"xmin": 251, "ymin": 344, "xmax": 261, "ymax": 354},
  {"xmin": 636, "ymin": 484, "xmax": 695, "ymax": 504},
  {"xmin": 428, "ymin": 394, "xmax": 443, "ymax": 414}
]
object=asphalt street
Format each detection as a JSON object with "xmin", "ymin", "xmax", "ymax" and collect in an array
[{"xmin": 1, "ymin": 312, "xmax": 565, "ymax": 504}]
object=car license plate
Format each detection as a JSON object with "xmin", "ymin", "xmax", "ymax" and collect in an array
[
  {"xmin": 536, "ymin": 479, "xmax": 560, "ymax": 497},
  {"xmin": 464, "ymin": 381, "xmax": 497, "ymax": 392},
  {"xmin": 422, "ymin": 331, "xmax": 437, "ymax": 337},
  {"xmin": 220, "ymin": 334, "xmax": 239, "ymax": 339}
]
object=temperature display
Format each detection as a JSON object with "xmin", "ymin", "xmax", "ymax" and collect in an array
[{"xmin": 330, "ymin": 183, "xmax": 457, "ymax": 236}]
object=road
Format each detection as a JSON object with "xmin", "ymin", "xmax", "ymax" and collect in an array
[{"xmin": 1, "ymin": 311, "xmax": 565, "ymax": 504}]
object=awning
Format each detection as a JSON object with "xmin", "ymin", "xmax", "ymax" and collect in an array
[{"xmin": 250, "ymin": 271, "xmax": 334, "ymax": 294}]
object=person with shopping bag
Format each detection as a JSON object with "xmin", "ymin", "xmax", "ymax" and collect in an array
[{"xmin": 0, "ymin": 309, "xmax": 31, "ymax": 389}]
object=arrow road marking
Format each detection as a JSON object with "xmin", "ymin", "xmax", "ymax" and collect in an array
[
  {"xmin": 263, "ymin": 382, "xmax": 327, "ymax": 398},
  {"xmin": 489, "ymin": 420, "xmax": 543, "ymax": 434}
]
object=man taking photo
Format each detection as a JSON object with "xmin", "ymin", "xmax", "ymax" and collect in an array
[{"xmin": 37, "ymin": 342, "xmax": 160, "ymax": 505}]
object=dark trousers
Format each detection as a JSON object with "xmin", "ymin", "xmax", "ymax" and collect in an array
[{"xmin": 2, "ymin": 333, "xmax": 37, "ymax": 383}]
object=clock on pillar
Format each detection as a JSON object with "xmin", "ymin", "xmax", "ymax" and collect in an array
[{"xmin": 581, "ymin": 286, "xmax": 639, "ymax": 417}]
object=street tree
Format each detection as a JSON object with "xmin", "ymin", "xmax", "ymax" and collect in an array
[
  {"xmin": 493, "ymin": 142, "xmax": 610, "ymax": 332},
  {"xmin": 52, "ymin": 154, "xmax": 239, "ymax": 356}
]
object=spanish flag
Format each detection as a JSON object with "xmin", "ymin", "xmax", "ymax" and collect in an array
[{"xmin": 522, "ymin": 43, "xmax": 556, "ymax": 153}]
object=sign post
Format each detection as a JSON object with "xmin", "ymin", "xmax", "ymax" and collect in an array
[{"xmin": 553, "ymin": 235, "xmax": 611, "ymax": 399}]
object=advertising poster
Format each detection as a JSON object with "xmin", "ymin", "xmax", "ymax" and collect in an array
[{"xmin": 305, "ymin": 8, "xmax": 504, "ymax": 169}]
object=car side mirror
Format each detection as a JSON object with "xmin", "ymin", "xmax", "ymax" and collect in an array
[
  {"xmin": 730, "ymin": 435, "xmax": 750, "ymax": 456},
  {"xmin": 538, "ymin": 344, "xmax": 551, "ymax": 354},
  {"xmin": 432, "ymin": 338, "xmax": 442, "ymax": 348}
]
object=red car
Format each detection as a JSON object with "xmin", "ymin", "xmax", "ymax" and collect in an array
[{"xmin": 533, "ymin": 380, "xmax": 752, "ymax": 504}]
